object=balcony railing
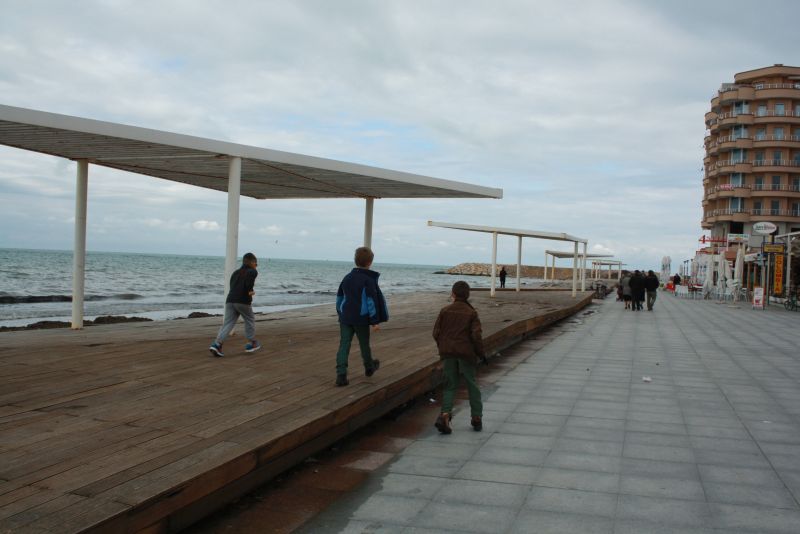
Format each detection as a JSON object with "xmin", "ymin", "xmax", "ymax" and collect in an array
[
  {"xmin": 754, "ymin": 83, "xmax": 800, "ymax": 90},
  {"xmin": 752, "ymin": 184, "xmax": 800, "ymax": 192},
  {"xmin": 755, "ymin": 109, "xmax": 799, "ymax": 118},
  {"xmin": 717, "ymin": 111, "xmax": 752, "ymax": 120},
  {"xmin": 754, "ymin": 134, "xmax": 800, "ymax": 142},
  {"xmin": 706, "ymin": 208, "xmax": 800, "ymax": 217},
  {"xmin": 750, "ymin": 159, "xmax": 800, "ymax": 167}
]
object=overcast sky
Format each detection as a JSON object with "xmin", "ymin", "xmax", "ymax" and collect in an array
[{"xmin": 1, "ymin": 0, "xmax": 797, "ymax": 269}]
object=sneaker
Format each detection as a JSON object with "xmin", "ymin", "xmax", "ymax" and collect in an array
[
  {"xmin": 471, "ymin": 416, "xmax": 483, "ymax": 432},
  {"xmin": 209, "ymin": 342, "xmax": 224, "ymax": 357},
  {"xmin": 245, "ymin": 340, "xmax": 262, "ymax": 353},
  {"xmin": 335, "ymin": 374, "xmax": 349, "ymax": 387},
  {"xmin": 435, "ymin": 413, "xmax": 452, "ymax": 435},
  {"xmin": 365, "ymin": 359, "xmax": 380, "ymax": 377}
]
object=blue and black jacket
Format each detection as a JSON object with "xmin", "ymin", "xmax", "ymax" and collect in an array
[
  {"xmin": 336, "ymin": 268, "xmax": 389, "ymax": 326},
  {"xmin": 226, "ymin": 265, "xmax": 258, "ymax": 305}
]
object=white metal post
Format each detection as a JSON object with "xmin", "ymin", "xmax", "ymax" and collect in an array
[
  {"xmin": 608, "ymin": 263, "xmax": 612, "ymax": 280},
  {"xmin": 516, "ymin": 235, "xmax": 522, "ymax": 292},
  {"xmin": 581, "ymin": 242, "xmax": 587, "ymax": 291},
  {"xmin": 71, "ymin": 159, "xmax": 89, "ymax": 329},
  {"xmin": 571, "ymin": 241, "xmax": 578, "ymax": 297},
  {"xmin": 490, "ymin": 232, "xmax": 498, "ymax": 297},
  {"xmin": 224, "ymin": 156, "xmax": 242, "ymax": 296},
  {"xmin": 543, "ymin": 252, "xmax": 548, "ymax": 281},
  {"xmin": 552, "ymin": 254, "xmax": 556, "ymax": 282},
  {"xmin": 617, "ymin": 262, "xmax": 622, "ymax": 280},
  {"xmin": 364, "ymin": 197, "xmax": 374, "ymax": 248}
]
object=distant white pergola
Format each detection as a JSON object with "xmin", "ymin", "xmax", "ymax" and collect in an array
[
  {"xmin": 0, "ymin": 104, "xmax": 502, "ymax": 328},
  {"xmin": 591, "ymin": 259, "xmax": 624, "ymax": 280},
  {"xmin": 428, "ymin": 221, "xmax": 588, "ymax": 297},
  {"xmin": 543, "ymin": 250, "xmax": 613, "ymax": 286}
]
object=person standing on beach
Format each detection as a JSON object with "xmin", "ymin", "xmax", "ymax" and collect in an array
[
  {"xmin": 334, "ymin": 247, "xmax": 388, "ymax": 387},
  {"xmin": 645, "ymin": 270, "xmax": 660, "ymax": 311},
  {"xmin": 629, "ymin": 270, "xmax": 645, "ymax": 311},
  {"xmin": 209, "ymin": 253, "xmax": 261, "ymax": 357},
  {"xmin": 433, "ymin": 281, "xmax": 485, "ymax": 434},
  {"xmin": 499, "ymin": 266, "xmax": 507, "ymax": 289}
]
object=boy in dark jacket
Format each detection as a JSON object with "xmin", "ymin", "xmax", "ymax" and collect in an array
[
  {"xmin": 209, "ymin": 252, "xmax": 261, "ymax": 357},
  {"xmin": 433, "ymin": 281, "xmax": 485, "ymax": 434},
  {"xmin": 334, "ymin": 247, "xmax": 388, "ymax": 386},
  {"xmin": 644, "ymin": 270, "xmax": 660, "ymax": 311}
]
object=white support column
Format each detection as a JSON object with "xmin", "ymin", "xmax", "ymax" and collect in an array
[
  {"xmin": 552, "ymin": 254, "xmax": 556, "ymax": 282},
  {"xmin": 71, "ymin": 159, "xmax": 89, "ymax": 329},
  {"xmin": 490, "ymin": 232, "xmax": 498, "ymax": 297},
  {"xmin": 516, "ymin": 235, "xmax": 522, "ymax": 292},
  {"xmin": 617, "ymin": 262, "xmax": 622, "ymax": 280},
  {"xmin": 363, "ymin": 197, "xmax": 374, "ymax": 248},
  {"xmin": 581, "ymin": 242, "xmax": 587, "ymax": 291},
  {"xmin": 571, "ymin": 241, "xmax": 578, "ymax": 297},
  {"xmin": 543, "ymin": 252, "xmax": 548, "ymax": 281},
  {"xmin": 224, "ymin": 156, "xmax": 242, "ymax": 296}
]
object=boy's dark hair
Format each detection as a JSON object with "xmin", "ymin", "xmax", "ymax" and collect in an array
[
  {"xmin": 452, "ymin": 281, "xmax": 470, "ymax": 300},
  {"xmin": 243, "ymin": 252, "xmax": 257, "ymax": 264},
  {"xmin": 354, "ymin": 247, "xmax": 374, "ymax": 267}
]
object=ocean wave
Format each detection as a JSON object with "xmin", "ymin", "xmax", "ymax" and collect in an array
[{"xmin": 0, "ymin": 293, "xmax": 145, "ymax": 304}]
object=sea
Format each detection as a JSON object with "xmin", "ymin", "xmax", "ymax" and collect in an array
[{"xmin": 0, "ymin": 248, "xmax": 524, "ymax": 328}]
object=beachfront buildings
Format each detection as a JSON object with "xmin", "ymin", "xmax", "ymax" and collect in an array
[{"xmin": 702, "ymin": 64, "xmax": 800, "ymax": 242}]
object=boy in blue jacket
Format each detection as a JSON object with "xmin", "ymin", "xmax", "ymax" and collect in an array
[{"xmin": 335, "ymin": 247, "xmax": 389, "ymax": 386}]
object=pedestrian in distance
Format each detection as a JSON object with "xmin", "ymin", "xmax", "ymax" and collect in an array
[
  {"xmin": 499, "ymin": 266, "xmax": 507, "ymax": 288},
  {"xmin": 629, "ymin": 270, "xmax": 645, "ymax": 311},
  {"xmin": 620, "ymin": 271, "xmax": 632, "ymax": 309},
  {"xmin": 209, "ymin": 252, "xmax": 262, "ymax": 357},
  {"xmin": 645, "ymin": 270, "xmax": 660, "ymax": 311},
  {"xmin": 334, "ymin": 246, "xmax": 388, "ymax": 387},
  {"xmin": 433, "ymin": 281, "xmax": 486, "ymax": 434},
  {"xmin": 673, "ymin": 273, "xmax": 682, "ymax": 286}
]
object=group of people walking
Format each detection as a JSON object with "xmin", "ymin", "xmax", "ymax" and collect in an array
[
  {"xmin": 208, "ymin": 247, "xmax": 485, "ymax": 435},
  {"xmin": 618, "ymin": 269, "xmax": 660, "ymax": 311}
]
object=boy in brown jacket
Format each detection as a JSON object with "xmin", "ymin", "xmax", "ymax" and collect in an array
[{"xmin": 432, "ymin": 281, "xmax": 485, "ymax": 434}]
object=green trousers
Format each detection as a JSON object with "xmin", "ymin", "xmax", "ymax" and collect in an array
[
  {"xmin": 441, "ymin": 358, "xmax": 482, "ymax": 417},
  {"xmin": 336, "ymin": 324, "xmax": 374, "ymax": 376}
]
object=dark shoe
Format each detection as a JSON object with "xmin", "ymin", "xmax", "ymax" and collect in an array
[
  {"xmin": 435, "ymin": 413, "xmax": 452, "ymax": 434},
  {"xmin": 365, "ymin": 359, "xmax": 380, "ymax": 377},
  {"xmin": 471, "ymin": 416, "xmax": 483, "ymax": 432},
  {"xmin": 335, "ymin": 374, "xmax": 349, "ymax": 387},
  {"xmin": 209, "ymin": 342, "xmax": 224, "ymax": 357}
]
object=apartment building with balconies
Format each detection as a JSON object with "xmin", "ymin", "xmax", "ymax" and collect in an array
[{"xmin": 702, "ymin": 65, "xmax": 800, "ymax": 244}]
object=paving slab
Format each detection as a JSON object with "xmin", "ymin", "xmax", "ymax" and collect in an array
[{"xmin": 301, "ymin": 294, "xmax": 800, "ymax": 532}]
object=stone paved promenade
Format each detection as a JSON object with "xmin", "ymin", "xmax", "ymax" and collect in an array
[{"xmin": 300, "ymin": 293, "xmax": 800, "ymax": 533}]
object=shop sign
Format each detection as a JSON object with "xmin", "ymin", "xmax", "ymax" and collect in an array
[
  {"xmin": 763, "ymin": 243, "xmax": 785, "ymax": 253},
  {"xmin": 727, "ymin": 233, "xmax": 750, "ymax": 243},
  {"xmin": 774, "ymin": 255, "xmax": 784, "ymax": 296},
  {"xmin": 752, "ymin": 222, "xmax": 777, "ymax": 235},
  {"xmin": 753, "ymin": 286, "xmax": 764, "ymax": 309}
]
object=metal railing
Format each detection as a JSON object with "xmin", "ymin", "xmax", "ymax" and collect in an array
[
  {"xmin": 755, "ymin": 109, "xmax": 799, "ymax": 118},
  {"xmin": 751, "ymin": 159, "xmax": 800, "ymax": 167},
  {"xmin": 754, "ymin": 134, "xmax": 800, "ymax": 142},
  {"xmin": 706, "ymin": 208, "xmax": 800, "ymax": 217}
]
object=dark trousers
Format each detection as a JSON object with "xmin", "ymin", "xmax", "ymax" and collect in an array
[
  {"xmin": 441, "ymin": 358, "xmax": 482, "ymax": 417},
  {"xmin": 500, "ymin": 277, "xmax": 506, "ymax": 288},
  {"xmin": 646, "ymin": 290, "xmax": 657, "ymax": 310},
  {"xmin": 335, "ymin": 324, "xmax": 374, "ymax": 376}
]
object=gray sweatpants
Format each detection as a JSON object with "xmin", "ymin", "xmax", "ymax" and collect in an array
[{"xmin": 215, "ymin": 303, "xmax": 256, "ymax": 344}]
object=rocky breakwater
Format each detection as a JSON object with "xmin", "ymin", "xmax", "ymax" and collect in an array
[{"xmin": 441, "ymin": 263, "xmax": 577, "ymax": 280}]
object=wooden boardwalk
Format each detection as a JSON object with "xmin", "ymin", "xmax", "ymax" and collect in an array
[{"xmin": 0, "ymin": 290, "xmax": 591, "ymax": 533}]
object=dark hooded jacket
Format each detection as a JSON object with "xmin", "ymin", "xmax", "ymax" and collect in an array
[
  {"xmin": 336, "ymin": 268, "xmax": 389, "ymax": 326},
  {"xmin": 629, "ymin": 272, "xmax": 645, "ymax": 299},
  {"xmin": 226, "ymin": 265, "xmax": 258, "ymax": 305},
  {"xmin": 644, "ymin": 273, "xmax": 660, "ymax": 291},
  {"xmin": 432, "ymin": 299, "xmax": 485, "ymax": 365}
]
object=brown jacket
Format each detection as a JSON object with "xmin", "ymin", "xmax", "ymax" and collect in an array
[{"xmin": 432, "ymin": 299, "xmax": 485, "ymax": 365}]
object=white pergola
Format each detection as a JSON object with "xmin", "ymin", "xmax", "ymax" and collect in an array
[
  {"xmin": 543, "ymin": 250, "xmax": 613, "ymax": 287},
  {"xmin": 427, "ymin": 221, "xmax": 588, "ymax": 298},
  {"xmin": 590, "ymin": 259, "xmax": 624, "ymax": 280},
  {"xmin": 0, "ymin": 104, "xmax": 502, "ymax": 328}
]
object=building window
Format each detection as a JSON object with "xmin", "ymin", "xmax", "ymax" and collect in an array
[
  {"xmin": 755, "ymin": 128, "xmax": 766, "ymax": 140},
  {"xmin": 772, "ymin": 176, "xmax": 782, "ymax": 190},
  {"xmin": 731, "ymin": 173, "xmax": 743, "ymax": 186},
  {"xmin": 792, "ymin": 202, "xmax": 800, "ymax": 216},
  {"xmin": 753, "ymin": 200, "xmax": 763, "ymax": 213},
  {"xmin": 795, "ymin": 103, "xmax": 800, "ymax": 117},
  {"xmin": 732, "ymin": 149, "xmax": 746, "ymax": 163},
  {"xmin": 775, "ymin": 103, "xmax": 785, "ymax": 116},
  {"xmin": 771, "ymin": 200, "xmax": 780, "ymax": 214},
  {"xmin": 757, "ymin": 104, "xmax": 767, "ymax": 117},
  {"xmin": 774, "ymin": 127, "xmax": 784, "ymax": 140},
  {"xmin": 754, "ymin": 175, "xmax": 764, "ymax": 189},
  {"xmin": 773, "ymin": 150, "xmax": 782, "ymax": 164},
  {"xmin": 754, "ymin": 151, "xmax": 765, "ymax": 165},
  {"xmin": 731, "ymin": 198, "xmax": 744, "ymax": 211},
  {"xmin": 792, "ymin": 176, "xmax": 800, "ymax": 191}
]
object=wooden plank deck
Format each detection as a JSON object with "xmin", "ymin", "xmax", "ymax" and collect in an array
[{"xmin": 0, "ymin": 290, "xmax": 592, "ymax": 533}]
